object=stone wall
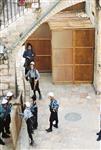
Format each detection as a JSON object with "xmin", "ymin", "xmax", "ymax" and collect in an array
[
  {"xmin": 8, "ymin": 52, "xmax": 17, "ymax": 95},
  {"xmin": 0, "ymin": 60, "xmax": 10, "ymax": 96},
  {"xmin": 0, "ymin": 50, "xmax": 18, "ymax": 97},
  {"xmin": 85, "ymin": 0, "xmax": 101, "ymax": 94},
  {"xmin": 10, "ymin": 92, "xmax": 23, "ymax": 149},
  {"xmin": 85, "ymin": 0, "xmax": 96, "ymax": 26}
]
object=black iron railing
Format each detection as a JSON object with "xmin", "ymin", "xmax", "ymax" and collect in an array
[{"xmin": 0, "ymin": 0, "xmax": 40, "ymax": 29}]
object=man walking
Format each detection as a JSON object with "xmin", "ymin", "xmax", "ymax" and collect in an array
[
  {"xmin": 19, "ymin": 102, "xmax": 34, "ymax": 145},
  {"xmin": 46, "ymin": 92, "xmax": 59, "ymax": 132},
  {"xmin": 26, "ymin": 61, "xmax": 42, "ymax": 99},
  {"xmin": 5, "ymin": 91, "xmax": 13, "ymax": 134}
]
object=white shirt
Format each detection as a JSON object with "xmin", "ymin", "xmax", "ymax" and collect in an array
[{"xmin": 24, "ymin": 107, "xmax": 33, "ymax": 121}]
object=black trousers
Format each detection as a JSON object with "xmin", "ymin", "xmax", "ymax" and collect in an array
[
  {"xmin": 0, "ymin": 119, "xmax": 4, "ymax": 142},
  {"xmin": 25, "ymin": 68, "xmax": 29, "ymax": 75},
  {"xmin": 5, "ymin": 114, "xmax": 11, "ymax": 132},
  {"xmin": 26, "ymin": 117, "xmax": 33, "ymax": 141},
  {"xmin": 24, "ymin": 58, "xmax": 31, "ymax": 75},
  {"xmin": 98, "ymin": 130, "xmax": 101, "ymax": 137},
  {"xmin": 32, "ymin": 108, "xmax": 38, "ymax": 129},
  {"xmin": 2, "ymin": 114, "xmax": 11, "ymax": 135},
  {"xmin": 30, "ymin": 78, "xmax": 41, "ymax": 97},
  {"xmin": 49, "ymin": 111, "xmax": 58, "ymax": 130},
  {"xmin": 0, "ymin": 118, "xmax": 4, "ymax": 133}
]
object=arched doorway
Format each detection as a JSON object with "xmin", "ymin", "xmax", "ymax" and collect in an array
[{"xmin": 26, "ymin": 23, "xmax": 52, "ymax": 72}]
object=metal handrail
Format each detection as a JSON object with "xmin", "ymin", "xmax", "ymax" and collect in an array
[{"xmin": 10, "ymin": 0, "xmax": 62, "ymax": 50}]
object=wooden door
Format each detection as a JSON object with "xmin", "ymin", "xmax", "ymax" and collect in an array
[
  {"xmin": 52, "ymin": 29, "xmax": 95, "ymax": 83},
  {"xmin": 74, "ymin": 29, "xmax": 94, "ymax": 83},
  {"xmin": 52, "ymin": 30, "xmax": 74, "ymax": 83},
  {"xmin": 26, "ymin": 39, "xmax": 51, "ymax": 72}
]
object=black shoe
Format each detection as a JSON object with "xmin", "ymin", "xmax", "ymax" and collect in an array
[
  {"xmin": 31, "ymin": 130, "xmax": 34, "ymax": 134},
  {"xmin": 2, "ymin": 134, "xmax": 10, "ymax": 138},
  {"xmin": 53, "ymin": 124, "xmax": 58, "ymax": 128},
  {"xmin": 30, "ymin": 140, "xmax": 34, "ymax": 146},
  {"xmin": 39, "ymin": 94, "xmax": 42, "ymax": 100},
  {"xmin": 46, "ymin": 128, "xmax": 52, "ymax": 132},
  {"xmin": 25, "ymin": 77, "xmax": 28, "ymax": 81},
  {"xmin": 96, "ymin": 136, "xmax": 101, "ymax": 141},
  {"xmin": 33, "ymin": 127, "xmax": 37, "ymax": 130},
  {"xmin": 96, "ymin": 131, "xmax": 101, "ymax": 135},
  {"xmin": 0, "ymin": 138, "xmax": 5, "ymax": 145}
]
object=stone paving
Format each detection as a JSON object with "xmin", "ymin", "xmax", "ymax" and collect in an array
[{"xmin": 16, "ymin": 73, "xmax": 100, "ymax": 150}]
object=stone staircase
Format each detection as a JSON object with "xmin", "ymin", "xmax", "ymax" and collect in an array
[{"xmin": 0, "ymin": 0, "xmax": 85, "ymax": 52}]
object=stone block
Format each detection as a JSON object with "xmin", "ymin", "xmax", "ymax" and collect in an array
[
  {"xmin": 0, "ymin": 64, "xmax": 8, "ymax": 69},
  {"xmin": 0, "ymin": 90, "xmax": 3, "ymax": 96},
  {"xmin": 9, "ymin": 67, "xmax": 15, "ymax": 72},
  {"xmin": 0, "ymin": 69, "xmax": 9, "ymax": 75},
  {"xmin": 2, "ymin": 89, "xmax": 9, "ymax": 95},
  {"xmin": 0, "ymin": 76, "xmax": 10, "ymax": 83},
  {"xmin": 9, "ymin": 63, "xmax": 15, "ymax": 67},
  {"xmin": 0, "ymin": 83, "xmax": 9, "ymax": 90},
  {"xmin": 9, "ymin": 76, "xmax": 15, "ymax": 82},
  {"xmin": 4, "ymin": 60, "xmax": 8, "ymax": 65}
]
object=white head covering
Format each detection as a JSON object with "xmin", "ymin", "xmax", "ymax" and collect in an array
[
  {"xmin": 48, "ymin": 92, "xmax": 54, "ymax": 97},
  {"xmin": 30, "ymin": 61, "xmax": 35, "ymax": 65},
  {"xmin": 7, "ymin": 91, "xmax": 13, "ymax": 97},
  {"xmin": 2, "ymin": 98, "xmax": 8, "ymax": 104},
  {"xmin": 25, "ymin": 102, "xmax": 31, "ymax": 107}
]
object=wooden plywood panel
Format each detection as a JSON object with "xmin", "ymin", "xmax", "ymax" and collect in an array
[
  {"xmin": 52, "ymin": 29, "xmax": 94, "ymax": 83},
  {"xmin": 36, "ymin": 40, "xmax": 51, "ymax": 55},
  {"xmin": 52, "ymin": 30, "xmax": 73, "ymax": 48},
  {"xmin": 53, "ymin": 48, "xmax": 73, "ymax": 65},
  {"xmin": 53, "ymin": 66, "xmax": 73, "ymax": 82},
  {"xmin": 26, "ymin": 40, "xmax": 51, "ymax": 55},
  {"xmin": 75, "ymin": 29, "xmax": 95, "ymax": 47},
  {"xmin": 26, "ymin": 39, "xmax": 52, "ymax": 72},
  {"xmin": 74, "ymin": 65, "xmax": 93, "ymax": 81},
  {"xmin": 35, "ymin": 56, "xmax": 51, "ymax": 72},
  {"xmin": 75, "ymin": 48, "xmax": 94, "ymax": 64}
]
